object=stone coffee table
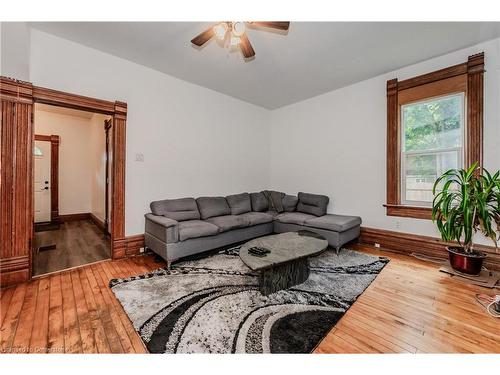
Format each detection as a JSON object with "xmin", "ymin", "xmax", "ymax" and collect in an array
[{"xmin": 239, "ymin": 230, "xmax": 328, "ymax": 296}]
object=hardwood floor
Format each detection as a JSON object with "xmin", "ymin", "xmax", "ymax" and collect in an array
[
  {"xmin": 1, "ymin": 245, "xmax": 499, "ymax": 353},
  {"xmin": 33, "ymin": 220, "xmax": 110, "ymax": 276},
  {"xmin": 315, "ymin": 245, "xmax": 500, "ymax": 354}
]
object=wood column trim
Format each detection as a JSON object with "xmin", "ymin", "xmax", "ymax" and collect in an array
[
  {"xmin": 465, "ymin": 52, "xmax": 484, "ymax": 168},
  {"xmin": 1, "ymin": 77, "xmax": 34, "ymax": 287},
  {"xmin": 34, "ymin": 134, "xmax": 60, "ymax": 223},
  {"xmin": 386, "ymin": 78, "xmax": 399, "ymax": 208},
  {"xmin": 111, "ymin": 101, "xmax": 127, "ymax": 259},
  {"xmin": 0, "ymin": 77, "xmax": 33, "ymax": 103}
]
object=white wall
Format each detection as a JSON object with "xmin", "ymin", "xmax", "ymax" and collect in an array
[
  {"xmin": 27, "ymin": 27, "xmax": 500, "ymax": 244},
  {"xmin": 35, "ymin": 108, "xmax": 93, "ymax": 215},
  {"xmin": 0, "ymin": 22, "xmax": 30, "ymax": 81},
  {"xmin": 269, "ymin": 37, "xmax": 500, "ymax": 245},
  {"xmin": 35, "ymin": 108, "xmax": 109, "ymax": 219},
  {"xmin": 29, "ymin": 29, "xmax": 270, "ymax": 236}
]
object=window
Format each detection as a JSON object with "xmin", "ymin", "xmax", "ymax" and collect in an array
[
  {"xmin": 33, "ymin": 146, "xmax": 43, "ymax": 156},
  {"xmin": 385, "ymin": 53, "xmax": 484, "ymax": 219},
  {"xmin": 401, "ymin": 93, "xmax": 464, "ymax": 206}
]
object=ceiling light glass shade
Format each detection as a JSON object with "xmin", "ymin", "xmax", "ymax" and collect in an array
[
  {"xmin": 213, "ymin": 23, "xmax": 228, "ymax": 40},
  {"xmin": 232, "ymin": 22, "xmax": 246, "ymax": 37},
  {"xmin": 230, "ymin": 36, "xmax": 240, "ymax": 47}
]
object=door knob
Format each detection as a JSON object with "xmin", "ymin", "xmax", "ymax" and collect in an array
[
  {"xmin": 45, "ymin": 181, "xmax": 49, "ymax": 184},
  {"xmin": 44, "ymin": 187, "xmax": 49, "ymax": 190}
]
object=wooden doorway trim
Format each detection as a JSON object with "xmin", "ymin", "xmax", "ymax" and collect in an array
[
  {"xmin": 34, "ymin": 134, "xmax": 60, "ymax": 223},
  {"xmin": 32, "ymin": 88, "xmax": 128, "ymax": 260},
  {"xmin": 104, "ymin": 119, "xmax": 112, "ymax": 235},
  {"xmin": 1, "ymin": 76, "xmax": 127, "ymax": 286},
  {"xmin": 0, "ymin": 77, "xmax": 33, "ymax": 286}
]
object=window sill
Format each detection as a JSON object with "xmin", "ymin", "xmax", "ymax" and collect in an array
[{"xmin": 384, "ymin": 204, "xmax": 432, "ymax": 220}]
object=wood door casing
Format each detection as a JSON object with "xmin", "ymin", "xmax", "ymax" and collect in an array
[
  {"xmin": 1, "ymin": 78, "xmax": 34, "ymax": 286},
  {"xmin": 34, "ymin": 134, "xmax": 60, "ymax": 223},
  {"xmin": 1, "ymin": 76, "xmax": 128, "ymax": 287},
  {"xmin": 104, "ymin": 119, "xmax": 112, "ymax": 235}
]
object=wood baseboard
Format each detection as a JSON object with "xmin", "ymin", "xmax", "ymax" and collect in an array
[
  {"xmin": 59, "ymin": 213, "xmax": 91, "ymax": 222},
  {"xmin": 0, "ymin": 255, "xmax": 30, "ymax": 287},
  {"xmin": 89, "ymin": 213, "xmax": 106, "ymax": 233},
  {"xmin": 112, "ymin": 234, "xmax": 145, "ymax": 259},
  {"xmin": 359, "ymin": 226, "xmax": 500, "ymax": 271}
]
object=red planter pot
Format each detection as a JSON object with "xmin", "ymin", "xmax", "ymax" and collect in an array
[{"xmin": 446, "ymin": 246, "xmax": 487, "ymax": 275}]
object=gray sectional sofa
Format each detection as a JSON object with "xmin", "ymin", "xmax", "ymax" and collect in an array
[{"xmin": 144, "ymin": 191, "xmax": 361, "ymax": 268}]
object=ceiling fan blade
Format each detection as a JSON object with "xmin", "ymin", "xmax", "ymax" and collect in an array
[
  {"xmin": 252, "ymin": 22, "xmax": 290, "ymax": 31},
  {"xmin": 239, "ymin": 34, "xmax": 255, "ymax": 58},
  {"xmin": 191, "ymin": 27, "xmax": 215, "ymax": 46}
]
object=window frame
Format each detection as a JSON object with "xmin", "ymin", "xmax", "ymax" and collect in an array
[
  {"xmin": 400, "ymin": 92, "xmax": 466, "ymax": 207},
  {"xmin": 385, "ymin": 53, "xmax": 484, "ymax": 220}
]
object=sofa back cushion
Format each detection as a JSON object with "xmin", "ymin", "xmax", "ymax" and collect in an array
[
  {"xmin": 150, "ymin": 197, "xmax": 200, "ymax": 221},
  {"xmin": 282, "ymin": 194, "xmax": 298, "ymax": 212},
  {"xmin": 296, "ymin": 192, "xmax": 329, "ymax": 217},
  {"xmin": 250, "ymin": 192, "xmax": 269, "ymax": 212},
  {"xmin": 226, "ymin": 193, "xmax": 251, "ymax": 215},
  {"xmin": 196, "ymin": 196, "xmax": 231, "ymax": 219}
]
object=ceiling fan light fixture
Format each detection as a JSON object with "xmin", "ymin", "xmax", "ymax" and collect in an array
[
  {"xmin": 213, "ymin": 23, "xmax": 228, "ymax": 40},
  {"xmin": 192, "ymin": 21, "xmax": 289, "ymax": 59},
  {"xmin": 232, "ymin": 22, "xmax": 246, "ymax": 37}
]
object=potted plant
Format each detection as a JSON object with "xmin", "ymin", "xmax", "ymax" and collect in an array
[{"xmin": 432, "ymin": 162, "xmax": 500, "ymax": 275}]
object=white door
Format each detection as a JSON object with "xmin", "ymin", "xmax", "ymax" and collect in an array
[{"xmin": 34, "ymin": 140, "xmax": 52, "ymax": 223}]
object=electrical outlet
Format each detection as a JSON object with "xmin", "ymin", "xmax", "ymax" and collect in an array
[
  {"xmin": 135, "ymin": 153, "xmax": 144, "ymax": 162},
  {"xmin": 396, "ymin": 220, "xmax": 401, "ymax": 229},
  {"xmin": 374, "ymin": 243, "xmax": 381, "ymax": 248},
  {"xmin": 139, "ymin": 247, "xmax": 145, "ymax": 253}
]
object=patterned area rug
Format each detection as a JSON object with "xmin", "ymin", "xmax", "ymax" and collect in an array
[{"xmin": 110, "ymin": 247, "xmax": 388, "ymax": 353}]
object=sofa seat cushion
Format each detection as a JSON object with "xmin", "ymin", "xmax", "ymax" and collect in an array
[
  {"xmin": 178, "ymin": 220, "xmax": 220, "ymax": 241},
  {"xmin": 304, "ymin": 214, "xmax": 362, "ymax": 232},
  {"xmin": 150, "ymin": 197, "xmax": 200, "ymax": 221},
  {"xmin": 238, "ymin": 212, "xmax": 274, "ymax": 226},
  {"xmin": 226, "ymin": 192, "xmax": 251, "ymax": 215},
  {"xmin": 275, "ymin": 212, "xmax": 317, "ymax": 226},
  {"xmin": 206, "ymin": 215, "xmax": 249, "ymax": 232},
  {"xmin": 196, "ymin": 197, "xmax": 231, "ymax": 219}
]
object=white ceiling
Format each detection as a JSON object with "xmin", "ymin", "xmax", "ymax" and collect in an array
[{"xmin": 30, "ymin": 22, "xmax": 500, "ymax": 109}]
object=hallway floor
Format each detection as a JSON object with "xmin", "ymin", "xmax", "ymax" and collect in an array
[{"xmin": 33, "ymin": 220, "xmax": 110, "ymax": 276}]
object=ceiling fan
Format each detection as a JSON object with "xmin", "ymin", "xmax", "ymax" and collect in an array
[{"xmin": 191, "ymin": 22, "xmax": 290, "ymax": 59}]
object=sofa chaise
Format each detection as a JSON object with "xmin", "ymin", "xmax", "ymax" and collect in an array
[{"xmin": 144, "ymin": 191, "xmax": 361, "ymax": 268}]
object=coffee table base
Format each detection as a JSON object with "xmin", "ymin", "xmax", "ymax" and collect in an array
[{"xmin": 259, "ymin": 258, "xmax": 309, "ymax": 296}]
